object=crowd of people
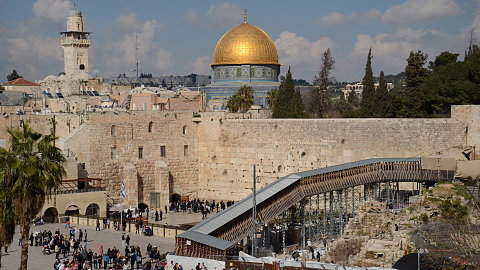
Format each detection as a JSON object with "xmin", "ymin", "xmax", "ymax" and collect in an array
[
  {"xmin": 20, "ymin": 226, "xmax": 170, "ymax": 270},
  {"xmin": 167, "ymin": 200, "xmax": 235, "ymax": 218},
  {"xmin": 16, "ymin": 200, "xmax": 238, "ymax": 269}
]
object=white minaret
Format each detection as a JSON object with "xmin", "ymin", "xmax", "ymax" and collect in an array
[{"xmin": 60, "ymin": 7, "xmax": 90, "ymax": 79}]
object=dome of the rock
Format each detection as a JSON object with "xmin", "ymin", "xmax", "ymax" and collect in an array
[{"xmin": 212, "ymin": 23, "xmax": 280, "ymax": 66}]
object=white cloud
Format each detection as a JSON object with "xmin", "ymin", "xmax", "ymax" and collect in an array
[
  {"xmin": 382, "ymin": 0, "xmax": 463, "ymax": 26},
  {"xmin": 0, "ymin": 19, "xmax": 64, "ymax": 80},
  {"xmin": 316, "ymin": 12, "xmax": 346, "ymax": 27},
  {"xmin": 335, "ymin": 26, "xmax": 464, "ymax": 81},
  {"xmin": 185, "ymin": 55, "xmax": 212, "ymax": 75},
  {"xmin": 102, "ymin": 17, "xmax": 175, "ymax": 76},
  {"xmin": 208, "ymin": 2, "xmax": 242, "ymax": 27},
  {"xmin": 185, "ymin": 10, "xmax": 202, "ymax": 25},
  {"xmin": 32, "ymin": 0, "xmax": 73, "ymax": 23},
  {"xmin": 275, "ymin": 31, "xmax": 334, "ymax": 80},
  {"xmin": 363, "ymin": 8, "xmax": 381, "ymax": 20},
  {"xmin": 115, "ymin": 13, "xmax": 141, "ymax": 32}
]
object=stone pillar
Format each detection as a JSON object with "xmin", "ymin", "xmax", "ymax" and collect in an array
[
  {"xmin": 154, "ymin": 161, "xmax": 170, "ymax": 211},
  {"xmin": 122, "ymin": 162, "xmax": 138, "ymax": 208}
]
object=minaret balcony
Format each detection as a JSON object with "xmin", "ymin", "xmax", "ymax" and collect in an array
[{"xmin": 61, "ymin": 39, "xmax": 90, "ymax": 46}]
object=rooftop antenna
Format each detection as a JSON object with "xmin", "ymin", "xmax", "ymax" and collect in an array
[
  {"xmin": 135, "ymin": 33, "xmax": 139, "ymax": 82},
  {"xmin": 244, "ymin": 8, "xmax": 247, "ymax": 23}
]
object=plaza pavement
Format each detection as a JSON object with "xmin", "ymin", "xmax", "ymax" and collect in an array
[{"xmin": 1, "ymin": 210, "xmax": 214, "ymax": 270}]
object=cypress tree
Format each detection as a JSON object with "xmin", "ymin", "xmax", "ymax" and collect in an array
[
  {"xmin": 401, "ymin": 50, "xmax": 429, "ymax": 117},
  {"xmin": 272, "ymin": 67, "xmax": 307, "ymax": 118},
  {"xmin": 359, "ymin": 48, "xmax": 375, "ymax": 117},
  {"xmin": 374, "ymin": 71, "xmax": 391, "ymax": 117}
]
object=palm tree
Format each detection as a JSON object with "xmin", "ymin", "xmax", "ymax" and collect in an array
[
  {"xmin": 237, "ymin": 85, "xmax": 254, "ymax": 112},
  {"xmin": 266, "ymin": 89, "xmax": 277, "ymax": 109},
  {"xmin": 0, "ymin": 120, "xmax": 65, "ymax": 270},
  {"xmin": 0, "ymin": 148, "xmax": 18, "ymax": 268}
]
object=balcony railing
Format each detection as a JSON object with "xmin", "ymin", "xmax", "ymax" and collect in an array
[{"xmin": 61, "ymin": 39, "xmax": 90, "ymax": 46}]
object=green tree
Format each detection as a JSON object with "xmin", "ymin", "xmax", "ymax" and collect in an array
[
  {"xmin": 161, "ymin": 79, "xmax": 167, "ymax": 88},
  {"xmin": 272, "ymin": 67, "xmax": 307, "ymax": 118},
  {"xmin": 310, "ymin": 48, "xmax": 335, "ymax": 117},
  {"xmin": 226, "ymin": 85, "xmax": 254, "ymax": 113},
  {"xmin": 7, "ymin": 70, "xmax": 22, "ymax": 82},
  {"xmin": 347, "ymin": 89, "xmax": 359, "ymax": 107},
  {"xmin": 359, "ymin": 48, "xmax": 375, "ymax": 117},
  {"xmin": 373, "ymin": 71, "xmax": 392, "ymax": 117},
  {"xmin": 401, "ymin": 50, "xmax": 429, "ymax": 117},
  {"xmin": 226, "ymin": 94, "xmax": 241, "ymax": 113},
  {"xmin": 266, "ymin": 89, "xmax": 277, "ymax": 109},
  {"xmin": 0, "ymin": 149, "xmax": 17, "ymax": 268},
  {"xmin": 428, "ymin": 51, "xmax": 459, "ymax": 73},
  {"xmin": 0, "ymin": 120, "xmax": 66, "ymax": 270}
]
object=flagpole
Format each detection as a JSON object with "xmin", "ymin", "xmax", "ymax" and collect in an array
[{"xmin": 121, "ymin": 174, "xmax": 126, "ymax": 231}]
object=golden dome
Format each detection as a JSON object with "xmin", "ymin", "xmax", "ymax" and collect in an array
[{"xmin": 212, "ymin": 23, "xmax": 280, "ymax": 66}]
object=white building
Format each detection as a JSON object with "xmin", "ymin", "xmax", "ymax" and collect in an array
[{"xmin": 342, "ymin": 82, "xmax": 394, "ymax": 100}]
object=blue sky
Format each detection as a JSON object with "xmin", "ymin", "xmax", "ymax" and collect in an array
[{"xmin": 0, "ymin": 0, "xmax": 479, "ymax": 83}]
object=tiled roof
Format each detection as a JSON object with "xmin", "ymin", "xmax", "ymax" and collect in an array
[{"xmin": 2, "ymin": 78, "xmax": 39, "ymax": 86}]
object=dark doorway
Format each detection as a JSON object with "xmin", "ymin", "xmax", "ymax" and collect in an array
[
  {"xmin": 170, "ymin": 193, "xmax": 181, "ymax": 204},
  {"xmin": 44, "ymin": 207, "xmax": 58, "ymax": 223},
  {"xmin": 65, "ymin": 205, "xmax": 80, "ymax": 216},
  {"xmin": 138, "ymin": 203, "xmax": 148, "ymax": 212}
]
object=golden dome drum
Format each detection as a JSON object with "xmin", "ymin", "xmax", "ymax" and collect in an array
[{"xmin": 212, "ymin": 23, "xmax": 280, "ymax": 66}]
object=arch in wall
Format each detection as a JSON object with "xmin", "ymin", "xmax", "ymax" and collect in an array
[
  {"xmin": 148, "ymin": 121, "xmax": 153, "ymax": 133},
  {"xmin": 43, "ymin": 207, "xmax": 58, "ymax": 223},
  {"xmin": 138, "ymin": 203, "xmax": 148, "ymax": 212},
  {"xmin": 111, "ymin": 125, "xmax": 116, "ymax": 136},
  {"xmin": 79, "ymin": 64, "xmax": 85, "ymax": 70},
  {"xmin": 182, "ymin": 125, "xmax": 187, "ymax": 135},
  {"xmin": 85, "ymin": 203, "xmax": 100, "ymax": 217},
  {"xmin": 65, "ymin": 205, "xmax": 80, "ymax": 216},
  {"xmin": 170, "ymin": 193, "xmax": 181, "ymax": 204}
]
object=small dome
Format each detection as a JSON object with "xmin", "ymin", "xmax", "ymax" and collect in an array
[
  {"xmin": 212, "ymin": 23, "xmax": 280, "ymax": 66},
  {"xmin": 68, "ymin": 8, "xmax": 82, "ymax": 17}
]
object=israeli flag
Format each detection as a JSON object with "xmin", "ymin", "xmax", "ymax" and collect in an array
[{"xmin": 121, "ymin": 177, "xmax": 126, "ymax": 198}]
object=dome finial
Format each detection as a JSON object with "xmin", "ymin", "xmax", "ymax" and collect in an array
[{"xmin": 244, "ymin": 8, "xmax": 247, "ymax": 23}]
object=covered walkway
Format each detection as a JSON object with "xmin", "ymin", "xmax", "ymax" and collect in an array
[{"xmin": 176, "ymin": 158, "xmax": 454, "ymax": 258}]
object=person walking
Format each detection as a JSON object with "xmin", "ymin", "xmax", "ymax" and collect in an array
[
  {"xmin": 126, "ymin": 235, "xmax": 130, "ymax": 246},
  {"xmin": 103, "ymin": 253, "xmax": 108, "ymax": 270},
  {"xmin": 96, "ymin": 219, "xmax": 101, "ymax": 231},
  {"xmin": 122, "ymin": 234, "xmax": 125, "ymax": 248}
]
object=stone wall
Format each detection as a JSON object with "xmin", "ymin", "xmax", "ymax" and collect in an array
[
  {"xmin": 61, "ymin": 111, "xmax": 199, "ymax": 208},
  {"xmin": 1, "ymin": 106, "xmax": 478, "ymax": 215},
  {"xmin": 197, "ymin": 116, "xmax": 468, "ymax": 200}
]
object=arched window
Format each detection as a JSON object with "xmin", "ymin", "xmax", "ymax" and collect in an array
[
  {"xmin": 182, "ymin": 125, "xmax": 187, "ymax": 135},
  {"xmin": 148, "ymin": 121, "xmax": 153, "ymax": 133},
  {"xmin": 111, "ymin": 125, "xmax": 116, "ymax": 136},
  {"xmin": 79, "ymin": 64, "xmax": 85, "ymax": 70}
]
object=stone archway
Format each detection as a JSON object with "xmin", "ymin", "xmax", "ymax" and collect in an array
[
  {"xmin": 138, "ymin": 203, "xmax": 148, "ymax": 213},
  {"xmin": 43, "ymin": 207, "xmax": 58, "ymax": 223},
  {"xmin": 170, "ymin": 193, "xmax": 181, "ymax": 203},
  {"xmin": 65, "ymin": 205, "xmax": 80, "ymax": 216},
  {"xmin": 85, "ymin": 203, "xmax": 100, "ymax": 217}
]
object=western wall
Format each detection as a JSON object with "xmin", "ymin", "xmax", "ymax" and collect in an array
[{"xmin": 1, "ymin": 105, "xmax": 479, "ymax": 213}]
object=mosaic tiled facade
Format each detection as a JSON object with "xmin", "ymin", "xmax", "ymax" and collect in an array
[{"xmin": 211, "ymin": 64, "xmax": 279, "ymax": 83}]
